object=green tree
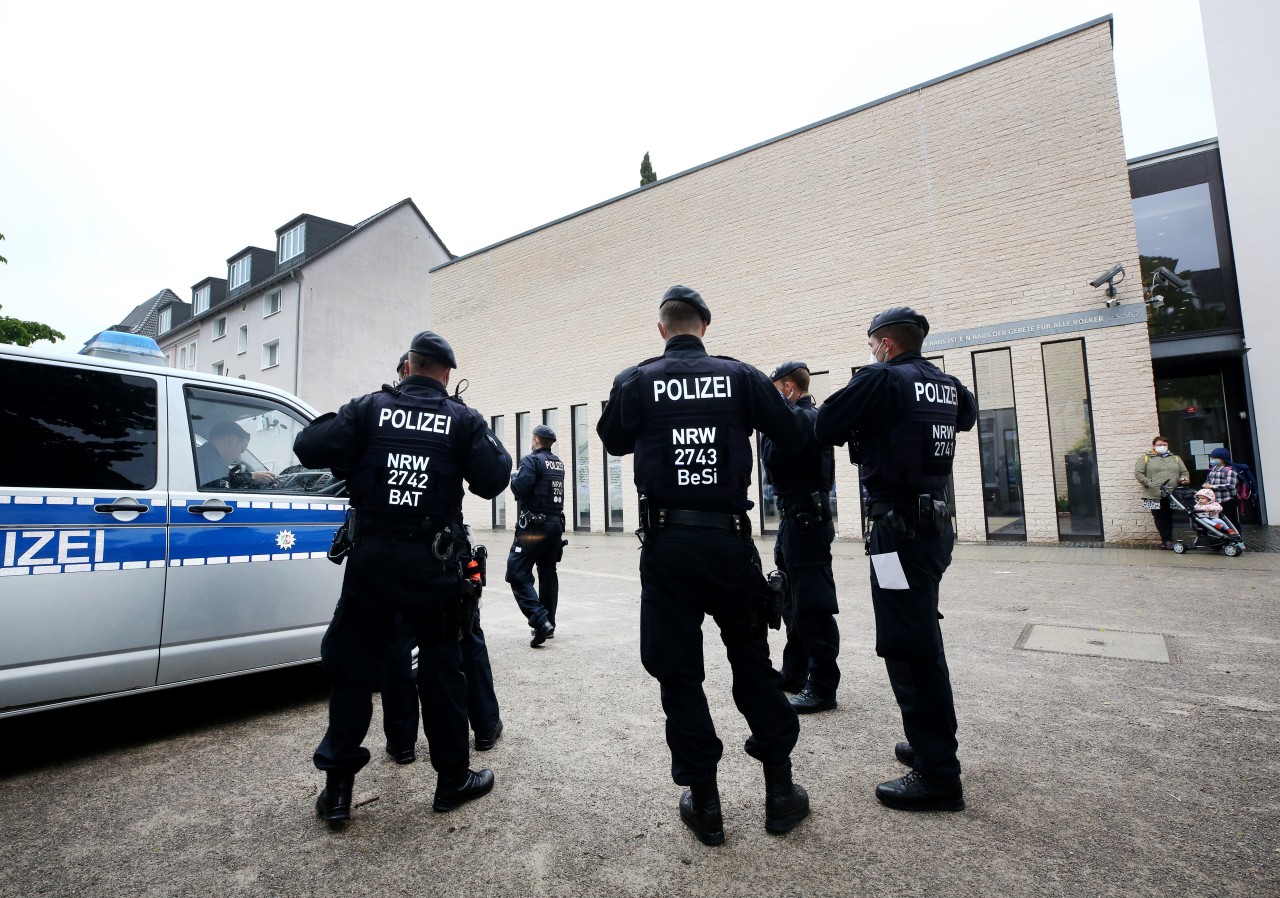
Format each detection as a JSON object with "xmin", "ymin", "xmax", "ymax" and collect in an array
[
  {"xmin": 640, "ymin": 152, "xmax": 657, "ymax": 186},
  {"xmin": 0, "ymin": 304, "xmax": 65, "ymax": 346},
  {"xmin": 1, "ymin": 232, "xmax": 7, "ymax": 265}
]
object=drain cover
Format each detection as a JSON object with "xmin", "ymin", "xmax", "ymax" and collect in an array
[{"xmin": 1015, "ymin": 624, "xmax": 1172, "ymax": 663}]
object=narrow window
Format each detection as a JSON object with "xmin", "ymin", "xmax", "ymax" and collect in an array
[
  {"xmin": 264, "ymin": 290, "xmax": 282, "ymax": 317},
  {"xmin": 602, "ymin": 400, "xmax": 623, "ymax": 531},
  {"xmin": 262, "ymin": 340, "xmax": 280, "ymax": 370},
  {"xmin": 237, "ymin": 325, "xmax": 248, "ymax": 354},
  {"xmin": 1042, "ymin": 339, "xmax": 1103, "ymax": 541},
  {"xmin": 972, "ymin": 349, "xmax": 1026, "ymax": 540},
  {"xmin": 491, "ymin": 415, "xmax": 507, "ymax": 529},
  {"xmin": 571, "ymin": 404, "xmax": 590, "ymax": 530},
  {"xmin": 213, "ymin": 316, "xmax": 227, "ymax": 340}
]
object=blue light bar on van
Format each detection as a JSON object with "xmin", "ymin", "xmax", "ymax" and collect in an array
[{"xmin": 79, "ymin": 331, "xmax": 168, "ymax": 365}]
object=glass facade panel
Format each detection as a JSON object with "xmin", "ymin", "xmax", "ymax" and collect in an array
[
  {"xmin": 1155, "ymin": 373, "xmax": 1230, "ymax": 487},
  {"xmin": 542, "ymin": 407, "xmax": 558, "ymax": 433},
  {"xmin": 603, "ymin": 400, "xmax": 623, "ymax": 531},
  {"xmin": 491, "ymin": 415, "xmax": 506, "ymax": 529},
  {"xmin": 757, "ymin": 435, "xmax": 780, "ymax": 535},
  {"xmin": 972, "ymin": 349, "xmax": 1026, "ymax": 540},
  {"xmin": 1041, "ymin": 340, "xmax": 1103, "ymax": 540},
  {"xmin": 516, "ymin": 412, "xmax": 531, "ymax": 459},
  {"xmin": 571, "ymin": 405, "xmax": 590, "ymax": 531},
  {"xmin": 1133, "ymin": 183, "xmax": 1229, "ymax": 336}
]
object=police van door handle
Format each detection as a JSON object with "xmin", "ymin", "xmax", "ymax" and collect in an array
[
  {"xmin": 187, "ymin": 499, "xmax": 235, "ymax": 517},
  {"xmin": 93, "ymin": 497, "xmax": 151, "ymax": 520}
]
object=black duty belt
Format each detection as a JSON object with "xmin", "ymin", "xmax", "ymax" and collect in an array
[
  {"xmin": 356, "ymin": 512, "xmax": 460, "ymax": 542},
  {"xmin": 658, "ymin": 508, "xmax": 747, "ymax": 533},
  {"xmin": 777, "ymin": 491, "xmax": 830, "ymax": 519}
]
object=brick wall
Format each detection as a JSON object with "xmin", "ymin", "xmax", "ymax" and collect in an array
[{"xmin": 432, "ymin": 21, "xmax": 1159, "ymax": 544}]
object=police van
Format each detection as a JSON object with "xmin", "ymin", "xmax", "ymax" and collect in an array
[{"xmin": 0, "ymin": 339, "xmax": 347, "ymax": 717}]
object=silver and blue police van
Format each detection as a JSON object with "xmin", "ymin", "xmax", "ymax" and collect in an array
[{"xmin": 0, "ymin": 338, "xmax": 347, "ymax": 717}]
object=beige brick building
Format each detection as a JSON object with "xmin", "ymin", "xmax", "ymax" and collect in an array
[{"xmin": 432, "ymin": 17, "xmax": 1159, "ymax": 544}]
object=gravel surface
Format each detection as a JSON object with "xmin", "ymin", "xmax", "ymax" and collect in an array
[{"xmin": 2, "ymin": 532, "xmax": 1277, "ymax": 898}]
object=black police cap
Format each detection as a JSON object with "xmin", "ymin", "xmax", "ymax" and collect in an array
[
  {"xmin": 867, "ymin": 306, "xmax": 930, "ymax": 338},
  {"xmin": 532, "ymin": 424, "xmax": 557, "ymax": 443},
  {"xmin": 408, "ymin": 331, "xmax": 458, "ymax": 368},
  {"xmin": 659, "ymin": 285, "xmax": 711, "ymax": 324},
  {"xmin": 770, "ymin": 360, "xmax": 809, "ymax": 382}
]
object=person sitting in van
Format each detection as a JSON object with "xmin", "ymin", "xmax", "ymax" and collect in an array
[{"xmin": 196, "ymin": 421, "xmax": 277, "ymax": 489}]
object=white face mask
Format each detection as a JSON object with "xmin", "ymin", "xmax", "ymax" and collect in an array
[
  {"xmin": 1154, "ymin": 445, "xmax": 1169, "ymax": 456},
  {"xmin": 1209, "ymin": 458, "xmax": 1222, "ymax": 467}
]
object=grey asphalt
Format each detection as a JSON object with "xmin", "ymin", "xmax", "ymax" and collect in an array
[{"xmin": 2, "ymin": 531, "xmax": 1277, "ymax": 898}]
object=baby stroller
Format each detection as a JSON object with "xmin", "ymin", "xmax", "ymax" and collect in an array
[{"xmin": 1162, "ymin": 484, "xmax": 1246, "ymax": 557}]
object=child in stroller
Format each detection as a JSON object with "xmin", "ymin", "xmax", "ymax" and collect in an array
[
  {"xmin": 1193, "ymin": 488, "xmax": 1237, "ymax": 535},
  {"xmin": 1162, "ymin": 484, "xmax": 1246, "ymax": 556}
]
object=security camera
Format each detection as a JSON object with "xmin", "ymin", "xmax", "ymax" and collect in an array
[
  {"xmin": 1089, "ymin": 262, "xmax": 1126, "ymax": 298},
  {"xmin": 1151, "ymin": 266, "xmax": 1190, "ymax": 291}
]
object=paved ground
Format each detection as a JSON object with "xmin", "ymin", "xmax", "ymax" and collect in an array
[{"xmin": 2, "ymin": 531, "xmax": 1277, "ymax": 898}]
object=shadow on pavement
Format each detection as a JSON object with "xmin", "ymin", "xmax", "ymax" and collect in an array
[{"xmin": 0, "ymin": 663, "xmax": 330, "ymax": 777}]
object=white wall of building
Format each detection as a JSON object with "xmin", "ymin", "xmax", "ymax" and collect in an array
[{"xmin": 1200, "ymin": 0, "xmax": 1280, "ymax": 523}]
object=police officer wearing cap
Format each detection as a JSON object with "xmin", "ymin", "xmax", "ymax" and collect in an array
[
  {"xmin": 296, "ymin": 330, "xmax": 512, "ymax": 825},
  {"xmin": 761, "ymin": 361, "xmax": 840, "ymax": 714},
  {"xmin": 380, "ymin": 353, "xmax": 505, "ymax": 758},
  {"xmin": 598, "ymin": 285, "xmax": 811, "ymax": 846},
  {"xmin": 505, "ymin": 422, "xmax": 567, "ymax": 647},
  {"xmin": 815, "ymin": 307, "xmax": 976, "ymax": 812}
]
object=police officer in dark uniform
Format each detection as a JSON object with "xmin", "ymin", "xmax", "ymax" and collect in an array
[
  {"xmin": 597, "ymin": 285, "xmax": 811, "ymax": 846},
  {"xmin": 297, "ymin": 331, "xmax": 512, "ymax": 825},
  {"xmin": 761, "ymin": 361, "xmax": 840, "ymax": 714},
  {"xmin": 380, "ymin": 354, "xmax": 505, "ymax": 759},
  {"xmin": 815, "ymin": 307, "xmax": 977, "ymax": 812},
  {"xmin": 505, "ymin": 423, "xmax": 566, "ymax": 647}
]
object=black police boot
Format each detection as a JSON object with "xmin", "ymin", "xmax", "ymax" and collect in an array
[
  {"xmin": 474, "ymin": 720, "xmax": 504, "ymax": 751},
  {"xmin": 789, "ymin": 686, "xmax": 837, "ymax": 714},
  {"xmin": 763, "ymin": 762, "xmax": 810, "ymax": 834},
  {"xmin": 679, "ymin": 780, "xmax": 725, "ymax": 846},
  {"xmin": 875, "ymin": 770, "xmax": 964, "ymax": 812},
  {"xmin": 894, "ymin": 741, "xmax": 917, "ymax": 768},
  {"xmin": 315, "ymin": 772, "xmax": 354, "ymax": 824},
  {"xmin": 530, "ymin": 621, "xmax": 554, "ymax": 648},
  {"xmin": 386, "ymin": 745, "xmax": 416, "ymax": 765},
  {"xmin": 432, "ymin": 768, "xmax": 495, "ymax": 812}
]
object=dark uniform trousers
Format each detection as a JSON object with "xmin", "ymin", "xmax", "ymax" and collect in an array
[
  {"xmin": 381, "ymin": 609, "xmax": 501, "ymax": 752},
  {"xmin": 313, "ymin": 536, "xmax": 469, "ymax": 778},
  {"xmin": 506, "ymin": 518, "xmax": 564, "ymax": 629},
  {"xmin": 774, "ymin": 516, "xmax": 840, "ymax": 696},
  {"xmin": 868, "ymin": 513, "xmax": 961, "ymax": 782},
  {"xmin": 639, "ymin": 525, "xmax": 800, "ymax": 786}
]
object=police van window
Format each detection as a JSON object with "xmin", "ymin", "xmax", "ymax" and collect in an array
[
  {"xmin": 0, "ymin": 358, "xmax": 158, "ymax": 490},
  {"xmin": 184, "ymin": 386, "xmax": 337, "ymax": 494}
]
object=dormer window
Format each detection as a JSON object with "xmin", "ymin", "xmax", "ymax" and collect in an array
[
  {"xmin": 230, "ymin": 256, "xmax": 251, "ymax": 290},
  {"xmin": 158, "ymin": 307, "xmax": 173, "ymax": 333},
  {"xmin": 193, "ymin": 286, "xmax": 210, "ymax": 314},
  {"xmin": 279, "ymin": 223, "xmax": 306, "ymax": 263}
]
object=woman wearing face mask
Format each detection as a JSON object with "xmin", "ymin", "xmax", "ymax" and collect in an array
[
  {"xmin": 1134, "ymin": 435, "xmax": 1190, "ymax": 548},
  {"xmin": 1203, "ymin": 446, "xmax": 1240, "ymax": 527}
]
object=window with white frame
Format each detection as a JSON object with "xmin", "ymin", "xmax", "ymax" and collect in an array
[
  {"xmin": 193, "ymin": 285, "xmax": 211, "ymax": 314},
  {"xmin": 158, "ymin": 307, "xmax": 172, "ymax": 333},
  {"xmin": 278, "ymin": 223, "xmax": 306, "ymax": 262},
  {"xmin": 262, "ymin": 340, "xmax": 280, "ymax": 369},
  {"xmin": 213, "ymin": 316, "xmax": 227, "ymax": 339},
  {"xmin": 264, "ymin": 290, "xmax": 282, "ymax": 317},
  {"xmin": 229, "ymin": 256, "xmax": 251, "ymax": 290},
  {"xmin": 212, "ymin": 360, "xmax": 225, "ymax": 376},
  {"xmin": 178, "ymin": 345, "xmax": 187, "ymax": 368},
  {"xmin": 237, "ymin": 325, "xmax": 248, "ymax": 354},
  {"xmin": 185, "ymin": 341, "xmax": 197, "ymax": 370}
]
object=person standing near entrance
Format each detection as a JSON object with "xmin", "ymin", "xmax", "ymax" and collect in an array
[
  {"xmin": 597, "ymin": 284, "xmax": 811, "ymax": 846},
  {"xmin": 761, "ymin": 360, "xmax": 840, "ymax": 714},
  {"xmin": 505, "ymin": 424, "xmax": 566, "ymax": 647},
  {"xmin": 1134, "ymin": 435, "xmax": 1190, "ymax": 549},
  {"xmin": 815, "ymin": 306, "xmax": 976, "ymax": 812}
]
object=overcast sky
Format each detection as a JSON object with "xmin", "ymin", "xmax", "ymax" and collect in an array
[{"xmin": 0, "ymin": 0, "xmax": 1216, "ymax": 351}]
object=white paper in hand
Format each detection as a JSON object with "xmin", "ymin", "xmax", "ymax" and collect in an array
[{"xmin": 870, "ymin": 552, "xmax": 910, "ymax": 590}]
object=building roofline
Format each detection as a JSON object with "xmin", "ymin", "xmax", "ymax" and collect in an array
[
  {"xmin": 432, "ymin": 14, "xmax": 1114, "ymax": 272},
  {"xmin": 175, "ymin": 199, "xmax": 448, "ymax": 332},
  {"xmin": 1127, "ymin": 137, "xmax": 1220, "ymax": 169}
]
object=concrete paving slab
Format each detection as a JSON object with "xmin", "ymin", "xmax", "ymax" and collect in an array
[
  {"xmin": 1, "ymin": 531, "xmax": 1277, "ymax": 898},
  {"xmin": 1016, "ymin": 624, "xmax": 1172, "ymax": 662}
]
